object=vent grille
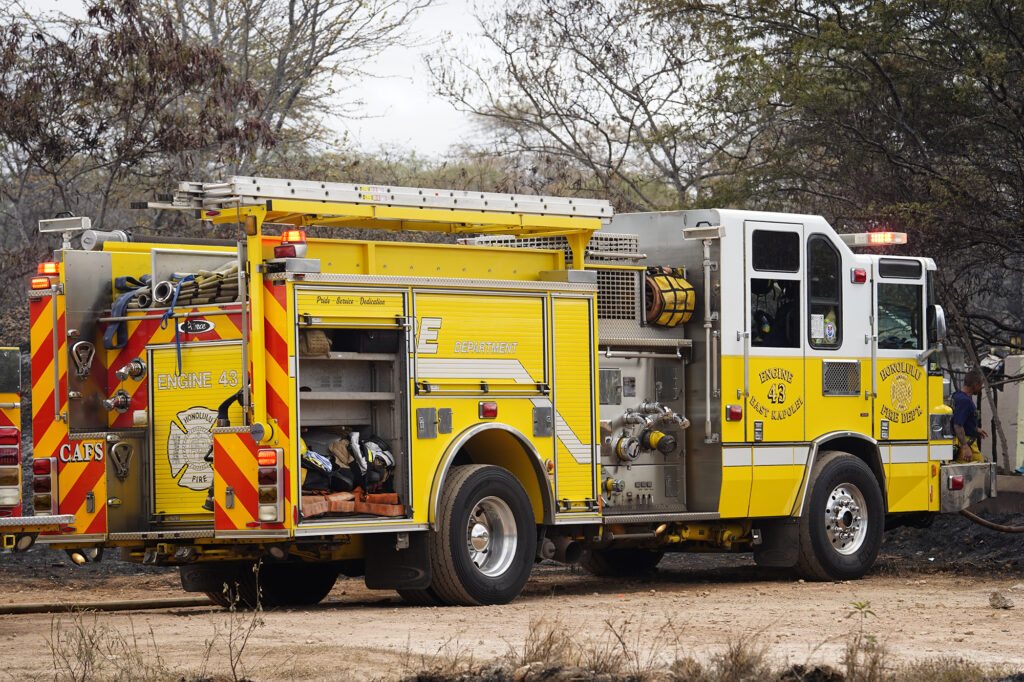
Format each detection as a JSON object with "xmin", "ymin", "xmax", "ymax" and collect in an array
[
  {"xmin": 464, "ymin": 232, "xmax": 642, "ymax": 320},
  {"xmin": 465, "ymin": 232, "xmax": 640, "ymax": 265},
  {"xmin": 597, "ymin": 270, "xmax": 641, "ymax": 320},
  {"xmin": 822, "ymin": 360, "xmax": 861, "ymax": 396}
]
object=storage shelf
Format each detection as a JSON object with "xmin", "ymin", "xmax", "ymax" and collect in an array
[
  {"xmin": 300, "ymin": 352, "xmax": 398, "ymax": 362},
  {"xmin": 299, "ymin": 391, "xmax": 395, "ymax": 401}
]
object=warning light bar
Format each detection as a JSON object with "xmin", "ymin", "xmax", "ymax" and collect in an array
[
  {"xmin": 281, "ymin": 229, "xmax": 306, "ymax": 243},
  {"xmin": 839, "ymin": 231, "xmax": 908, "ymax": 247},
  {"xmin": 37, "ymin": 262, "xmax": 59, "ymax": 275}
]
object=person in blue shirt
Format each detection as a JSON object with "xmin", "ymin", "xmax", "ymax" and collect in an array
[{"xmin": 952, "ymin": 369, "xmax": 988, "ymax": 463}]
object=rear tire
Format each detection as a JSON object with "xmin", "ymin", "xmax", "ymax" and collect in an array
[
  {"xmin": 429, "ymin": 465, "xmax": 536, "ymax": 606},
  {"xmin": 797, "ymin": 451, "xmax": 884, "ymax": 581},
  {"xmin": 191, "ymin": 562, "xmax": 337, "ymax": 609},
  {"xmin": 581, "ymin": 548, "xmax": 664, "ymax": 577},
  {"xmin": 397, "ymin": 587, "xmax": 444, "ymax": 606},
  {"xmin": 259, "ymin": 563, "xmax": 339, "ymax": 607}
]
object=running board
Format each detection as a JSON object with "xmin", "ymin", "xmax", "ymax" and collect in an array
[{"xmin": 602, "ymin": 512, "xmax": 720, "ymax": 524}]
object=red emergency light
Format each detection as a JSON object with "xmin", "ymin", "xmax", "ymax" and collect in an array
[{"xmin": 275, "ymin": 230, "xmax": 308, "ymax": 259}]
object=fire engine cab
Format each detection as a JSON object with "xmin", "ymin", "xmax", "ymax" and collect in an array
[{"xmin": 24, "ymin": 177, "xmax": 993, "ymax": 606}]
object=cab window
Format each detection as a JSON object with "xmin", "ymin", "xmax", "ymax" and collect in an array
[
  {"xmin": 752, "ymin": 231, "xmax": 799, "ymax": 272},
  {"xmin": 750, "ymin": 230, "xmax": 801, "ymax": 348},
  {"xmin": 751, "ymin": 278, "xmax": 801, "ymax": 348},
  {"xmin": 877, "ymin": 283, "xmax": 922, "ymax": 350},
  {"xmin": 807, "ymin": 235, "xmax": 841, "ymax": 348}
]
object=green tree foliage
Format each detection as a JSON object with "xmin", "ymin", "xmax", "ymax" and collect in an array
[
  {"xmin": 655, "ymin": 0, "xmax": 1024, "ymax": 347},
  {"xmin": 429, "ymin": 0, "xmax": 767, "ymax": 211},
  {"xmin": 152, "ymin": 0, "xmax": 431, "ymax": 168}
]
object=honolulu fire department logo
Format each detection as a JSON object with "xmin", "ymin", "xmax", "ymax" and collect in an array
[
  {"xmin": 879, "ymin": 362, "xmax": 923, "ymax": 424},
  {"xmin": 890, "ymin": 373, "xmax": 913, "ymax": 412},
  {"xmin": 167, "ymin": 407, "xmax": 216, "ymax": 490}
]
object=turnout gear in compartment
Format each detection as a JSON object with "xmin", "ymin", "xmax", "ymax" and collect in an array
[{"xmin": 301, "ymin": 429, "xmax": 396, "ymax": 500}]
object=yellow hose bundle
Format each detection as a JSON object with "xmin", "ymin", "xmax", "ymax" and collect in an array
[{"xmin": 645, "ymin": 266, "xmax": 695, "ymax": 327}]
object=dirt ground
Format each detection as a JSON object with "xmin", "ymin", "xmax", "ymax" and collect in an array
[{"xmin": 2, "ymin": 514, "xmax": 1024, "ymax": 680}]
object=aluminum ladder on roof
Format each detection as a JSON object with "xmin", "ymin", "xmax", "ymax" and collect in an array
[{"xmin": 165, "ymin": 176, "xmax": 613, "ymax": 220}]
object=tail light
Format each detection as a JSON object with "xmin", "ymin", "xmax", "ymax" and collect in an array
[
  {"xmin": 33, "ymin": 457, "xmax": 57, "ymax": 515},
  {"xmin": 30, "ymin": 277, "xmax": 53, "ymax": 290},
  {"xmin": 256, "ymin": 448, "xmax": 284, "ymax": 522},
  {"xmin": 0, "ymin": 427, "xmax": 19, "ymax": 508},
  {"xmin": 274, "ymin": 230, "xmax": 308, "ymax": 259},
  {"xmin": 37, "ymin": 262, "xmax": 60, "ymax": 275}
]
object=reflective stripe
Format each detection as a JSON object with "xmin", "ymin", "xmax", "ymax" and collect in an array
[
  {"xmin": 752, "ymin": 447, "xmax": 794, "ymax": 466},
  {"xmin": 723, "ymin": 448, "xmax": 751, "ymax": 467},
  {"xmin": 416, "ymin": 358, "xmax": 535, "ymax": 383},
  {"xmin": 890, "ymin": 445, "xmax": 929, "ymax": 464}
]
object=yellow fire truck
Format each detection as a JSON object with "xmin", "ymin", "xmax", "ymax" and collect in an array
[{"xmin": 25, "ymin": 177, "xmax": 994, "ymax": 606}]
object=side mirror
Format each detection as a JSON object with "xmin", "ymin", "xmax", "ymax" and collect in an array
[{"xmin": 927, "ymin": 304, "xmax": 947, "ymax": 344}]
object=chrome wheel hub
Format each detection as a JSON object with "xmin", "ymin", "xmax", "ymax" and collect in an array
[
  {"xmin": 825, "ymin": 482, "xmax": 867, "ymax": 555},
  {"xmin": 466, "ymin": 496, "xmax": 517, "ymax": 577}
]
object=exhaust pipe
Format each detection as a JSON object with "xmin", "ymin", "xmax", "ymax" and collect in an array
[{"xmin": 553, "ymin": 536, "xmax": 582, "ymax": 563}]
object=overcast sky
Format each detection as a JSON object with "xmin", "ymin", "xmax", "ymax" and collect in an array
[{"xmin": 23, "ymin": 0, "xmax": 481, "ymax": 157}]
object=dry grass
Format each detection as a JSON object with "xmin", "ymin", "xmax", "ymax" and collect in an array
[
  {"xmin": 399, "ymin": 618, "xmax": 1010, "ymax": 682},
  {"xmin": 40, "ymin": 606, "xmax": 1013, "ymax": 682}
]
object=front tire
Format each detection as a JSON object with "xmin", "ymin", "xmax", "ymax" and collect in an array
[
  {"xmin": 797, "ymin": 452, "xmax": 884, "ymax": 581},
  {"xmin": 429, "ymin": 465, "xmax": 536, "ymax": 606}
]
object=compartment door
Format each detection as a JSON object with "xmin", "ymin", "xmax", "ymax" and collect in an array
[
  {"xmin": 551, "ymin": 296, "xmax": 599, "ymax": 512},
  {"xmin": 149, "ymin": 343, "xmax": 243, "ymax": 522}
]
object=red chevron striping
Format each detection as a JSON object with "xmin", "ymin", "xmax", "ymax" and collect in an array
[
  {"xmin": 266, "ymin": 384, "xmax": 290, "ymax": 439},
  {"xmin": 266, "ymin": 280, "xmax": 287, "ymax": 306},
  {"xmin": 109, "ymin": 318, "xmax": 161, "ymax": 376},
  {"xmin": 283, "ymin": 464, "xmax": 291, "ymax": 503},
  {"xmin": 215, "ymin": 438, "xmax": 257, "ymax": 520},
  {"xmin": 111, "ymin": 377, "xmax": 148, "ymax": 428},
  {"xmin": 29, "ymin": 297, "xmax": 47, "ymax": 327},
  {"xmin": 0, "ymin": 411, "xmax": 13, "ymax": 428},
  {"xmin": 32, "ymin": 392, "xmax": 57, "ymax": 441},
  {"xmin": 85, "ymin": 505, "xmax": 107, "ymax": 534},
  {"xmin": 59, "ymin": 458, "xmax": 105, "ymax": 517},
  {"xmin": 219, "ymin": 313, "xmax": 243, "ymax": 337},
  {"xmin": 264, "ymin": 320, "xmax": 287, "ymax": 368},
  {"xmin": 214, "ymin": 499, "xmax": 229, "ymax": 529},
  {"xmin": 31, "ymin": 326, "xmax": 55, "ymax": 389}
]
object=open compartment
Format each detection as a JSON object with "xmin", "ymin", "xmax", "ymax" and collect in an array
[{"xmin": 295, "ymin": 325, "xmax": 411, "ymax": 522}]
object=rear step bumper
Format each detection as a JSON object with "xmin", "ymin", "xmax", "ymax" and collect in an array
[{"xmin": 0, "ymin": 514, "xmax": 75, "ymax": 532}]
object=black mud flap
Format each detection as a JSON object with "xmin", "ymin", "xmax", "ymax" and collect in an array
[
  {"xmin": 752, "ymin": 518, "xmax": 799, "ymax": 568},
  {"xmin": 364, "ymin": 532, "xmax": 431, "ymax": 590}
]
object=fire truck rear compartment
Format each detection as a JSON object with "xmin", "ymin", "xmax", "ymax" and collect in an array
[{"xmin": 295, "ymin": 326, "xmax": 411, "ymax": 523}]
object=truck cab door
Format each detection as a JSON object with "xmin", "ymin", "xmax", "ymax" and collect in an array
[
  {"xmin": 742, "ymin": 221, "xmax": 805, "ymax": 444},
  {"xmin": 873, "ymin": 258, "xmax": 929, "ymax": 510}
]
